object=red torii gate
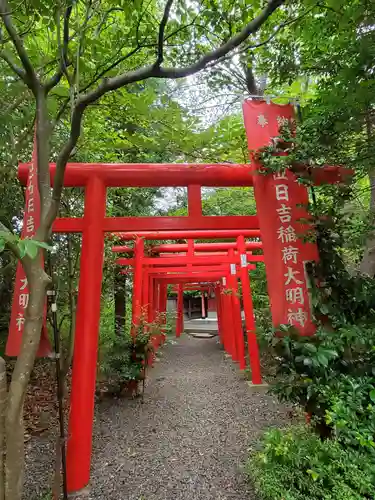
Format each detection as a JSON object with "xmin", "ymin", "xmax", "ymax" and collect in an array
[
  {"xmin": 15, "ymin": 163, "xmax": 265, "ymax": 493},
  {"xmin": 8, "ymin": 100, "xmax": 351, "ymax": 495},
  {"xmin": 114, "ymin": 238, "xmax": 261, "ymax": 366}
]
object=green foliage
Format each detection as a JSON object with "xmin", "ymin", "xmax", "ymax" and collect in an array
[
  {"xmin": 100, "ymin": 328, "xmax": 152, "ymax": 384},
  {"xmin": 270, "ymin": 326, "xmax": 375, "ymax": 448},
  {"xmin": 202, "ymin": 187, "xmax": 256, "ymax": 216},
  {"xmin": 99, "ymin": 310, "xmax": 155, "ymax": 388},
  {"xmin": 250, "ymin": 263, "xmax": 272, "ymax": 345},
  {"xmin": 0, "ymin": 232, "xmax": 52, "ymax": 258},
  {"xmin": 248, "ymin": 426, "xmax": 375, "ymax": 500},
  {"xmin": 310, "ymin": 223, "xmax": 375, "ymax": 326}
]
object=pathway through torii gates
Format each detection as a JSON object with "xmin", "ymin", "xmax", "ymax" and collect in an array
[
  {"xmin": 89, "ymin": 335, "xmax": 287, "ymax": 500},
  {"xmin": 24, "ymin": 334, "xmax": 288, "ymax": 499}
]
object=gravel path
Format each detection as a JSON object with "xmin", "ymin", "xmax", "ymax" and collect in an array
[{"xmin": 89, "ymin": 335, "xmax": 287, "ymax": 500}]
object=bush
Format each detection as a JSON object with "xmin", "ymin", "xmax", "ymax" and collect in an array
[
  {"xmin": 270, "ymin": 325, "xmax": 375, "ymax": 444},
  {"xmin": 248, "ymin": 426, "xmax": 375, "ymax": 500},
  {"xmin": 100, "ymin": 330, "xmax": 150, "ymax": 384},
  {"xmin": 324, "ymin": 375, "xmax": 375, "ymax": 452},
  {"xmin": 98, "ymin": 302, "xmax": 155, "ymax": 391}
]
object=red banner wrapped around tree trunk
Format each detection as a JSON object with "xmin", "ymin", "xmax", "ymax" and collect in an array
[
  {"xmin": 243, "ymin": 100, "xmax": 318, "ymax": 335},
  {"xmin": 7, "ymin": 136, "xmax": 51, "ymax": 356}
]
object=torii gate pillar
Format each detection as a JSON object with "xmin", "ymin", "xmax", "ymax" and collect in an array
[{"xmin": 66, "ymin": 176, "xmax": 106, "ymax": 492}]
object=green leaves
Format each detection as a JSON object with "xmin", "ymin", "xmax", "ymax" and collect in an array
[
  {"xmin": 18, "ymin": 239, "xmax": 52, "ymax": 259},
  {"xmin": 248, "ymin": 425, "xmax": 375, "ymax": 500},
  {"xmin": 0, "ymin": 231, "xmax": 51, "ymax": 259}
]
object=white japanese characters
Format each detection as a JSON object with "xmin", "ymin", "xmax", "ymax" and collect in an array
[
  {"xmin": 272, "ymin": 140, "xmax": 309, "ymax": 330},
  {"xmin": 276, "ymin": 204, "xmax": 292, "ymax": 223},
  {"xmin": 275, "ymin": 184, "xmax": 289, "ymax": 201},
  {"xmin": 282, "ymin": 246, "xmax": 299, "ymax": 264},
  {"xmin": 287, "ymin": 308, "xmax": 307, "ymax": 327},
  {"xmin": 277, "ymin": 225, "xmax": 297, "ymax": 244},
  {"xmin": 284, "ymin": 266, "xmax": 303, "ymax": 286},
  {"xmin": 12, "ymin": 158, "xmax": 37, "ymax": 337},
  {"xmin": 257, "ymin": 114, "xmax": 268, "ymax": 128}
]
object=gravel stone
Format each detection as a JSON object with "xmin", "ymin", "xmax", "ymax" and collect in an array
[
  {"xmin": 89, "ymin": 335, "xmax": 287, "ymax": 500},
  {"xmin": 24, "ymin": 335, "xmax": 288, "ymax": 499}
]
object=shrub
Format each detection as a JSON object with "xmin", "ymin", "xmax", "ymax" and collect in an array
[
  {"xmin": 270, "ymin": 325, "xmax": 375, "ymax": 443},
  {"xmin": 248, "ymin": 426, "xmax": 375, "ymax": 500},
  {"xmin": 324, "ymin": 375, "xmax": 375, "ymax": 452},
  {"xmin": 99, "ymin": 306, "xmax": 155, "ymax": 391},
  {"xmin": 100, "ymin": 331, "xmax": 148, "ymax": 384}
]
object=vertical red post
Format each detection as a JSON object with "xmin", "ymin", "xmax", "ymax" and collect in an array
[
  {"xmin": 142, "ymin": 266, "xmax": 149, "ymax": 320},
  {"xmin": 148, "ymin": 276, "xmax": 154, "ymax": 323},
  {"xmin": 237, "ymin": 235, "xmax": 262, "ymax": 384},
  {"xmin": 222, "ymin": 275, "xmax": 235, "ymax": 359},
  {"xmin": 149, "ymin": 278, "xmax": 160, "ymax": 353},
  {"xmin": 228, "ymin": 249, "xmax": 246, "ymax": 370},
  {"xmin": 218, "ymin": 281, "xmax": 228, "ymax": 351},
  {"xmin": 187, "ymin": 239, "xmax": 194, "ymax": 256},
  {"xmin": 215, "ymin": 284, "xmax": 223, "ymax": 342},
  {"xmin": 131, "ymin": 237, "xmax": 144, "ymax": 334},
  {"xmin": 67, "ymin": 176, "xmax": 106, "ymax": 493},
  {"xmin": 153, "ymin": 281, "xmax": 159, "ymax": 323},
  {"xmin": 158, "ymin": 282, "xmax": 167, "ymax": 343},
  {"xmin": 187, "ymin": 185, "xmax": 202, "ymax": 217},
  {"xmin": 176, "ymin": 284, "xmax": 184, "ymax": 337},
  {"xmin": 187, "ymin": 239, "xmax": 194, "ymax": 273}
]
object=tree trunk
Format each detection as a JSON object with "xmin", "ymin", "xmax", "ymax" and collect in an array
[
  {"xmin": 5, "ymin": 258, "xmax": 50, "ymax": 500},
  {"xmin": 61, "ymin": 233, "xmax": 77, "ymax": 381},
  {"xmin": 359, "ymin": 170, "xmax": 375, "ymax": 276},
  {"xmin": 359, "ymin": 111, "xmax": 375, "ymax": 276},
  {"xmin": 0, "ymin": 357, "xmax": 6, "ymax": 500},
  {"xmin": 114, "ymin": 266, "xmax": 126, "ymax": 336}
]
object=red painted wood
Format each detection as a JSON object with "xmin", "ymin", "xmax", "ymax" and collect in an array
[
  {"xmin": 53, "ymin": 215, "xmax": 259, "ymax": 233},
  {"xmin": 176, "ymin": 284, "xmax": 184, "ymax": 338},
  {"xmin": 147, "ymin": 242, "xmax": 263, "ymax": 253},
  {"xmin": 228, "ymin": 249, "xmax": 246, "ymax": 370},
  {"xmin": 19, "ymin": 161, "xmax": 351, "ymax": 188},
  {"xmin": 115, "ymin": 229, "xmax": 261, "ymax": 240},
  {"xmin": 67, "ymin": 176, "xmax": 106, "ymax": 493},
  {"xmin": 237, "ymin": 235, "xmax": 262, "ymax": 384},
  {"xmin": 104, "ymin": 215, "xmax": 259, "ymax": 232},
  {"xmin": 188, "ymin": 185, "xmax": 203, "ymax": 217},
  {"xmin": 117, "ymin": 255, "xmax": 263, "ymax": 266},
  {"xmin": 19, "ymin": 162, "xmax": 253, "ymax": 187},
  {"xmin": 156, "ymin": 274, "xmax": 225, "ymax": 283}
]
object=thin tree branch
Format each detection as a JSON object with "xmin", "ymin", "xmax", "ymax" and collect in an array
[
  {"xmin": 51, "ymin": 97, "xmax": 70, "ymax": 130},
  {"xmin": 84, "ymin": 0, "xmax": 284, "ymax": 103},
  {"xmin": 94, "ymin": 7, "xmax": 124, "ymax": 36},
  {"xmin": 164, "ymin": 13, "xmax": 201, "ymax": 42},
  {"xmin": 80, "ymin": 45, "xmax": 145, "ymax": 94},
  {"xmin": 238, "ymin": 3, "xmax": 317, "ymax": 55},
  {"xmin": 45, "ymin": 1, "xmax": 73, "ymax": 94},
  {"xmin": 136, "ymin": 0, "xmax": 153, "ymax": 45},
  {"xmin": 0, "ymin": 49, "xmax": 25, "ymax": 79},
  {"xmin": 0, "ymin": 0, "xmax": 37, "ymax": 90},
  {"xmin": 156, "ymin": 0, "xmax": 174, "ymax": 65},
  {"xmin": 42, "ymin": 0, "xmax": 285, "ymax": 230}
]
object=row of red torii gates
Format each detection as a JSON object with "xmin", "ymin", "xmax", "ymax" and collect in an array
[
  {"xmin": 7, "ymin": 100, "xmax": 350, "ymax": 494},
  {"xmin": 112, "ymin": 229, "xmax": 264, "ymax": 375}
]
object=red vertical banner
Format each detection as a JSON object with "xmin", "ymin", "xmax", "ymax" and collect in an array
[
  {"xmin": 243, "ymin": 100, "xmax": 318, "ymax": 335},
  {"xmin": 7, "ymin": 136, "xmax": 51, "ymax": 356}
]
